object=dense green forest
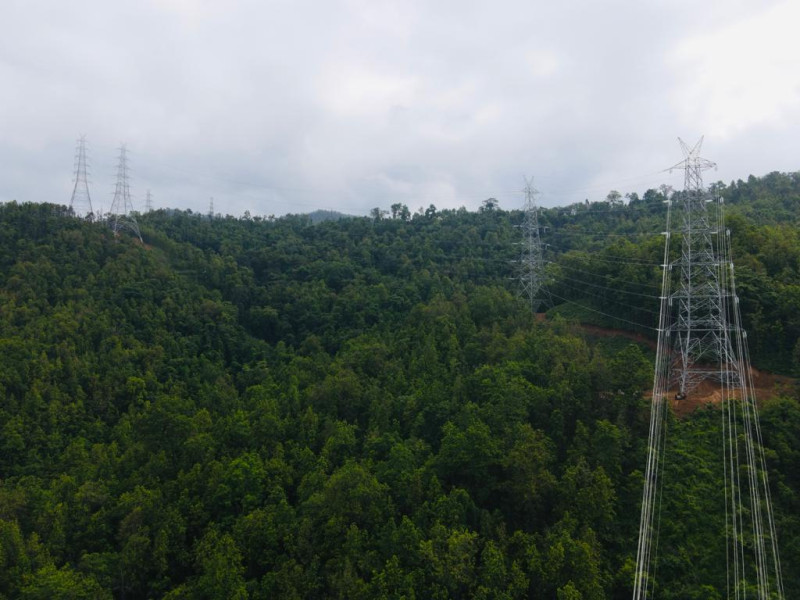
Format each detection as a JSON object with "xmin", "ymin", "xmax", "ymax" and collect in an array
[{"xmin": 0, "ymin": 171, "xmax": 798, "ymax": 598}]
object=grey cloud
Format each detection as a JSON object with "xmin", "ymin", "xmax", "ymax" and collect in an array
[{"xmin": 1, "ymin": 0, "xmax": 797, "ymax": 216}]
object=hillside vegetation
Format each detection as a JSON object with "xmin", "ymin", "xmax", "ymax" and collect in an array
[{"xmin": 0, "ymin": 171, "xmax": 798, "ymax": 598}]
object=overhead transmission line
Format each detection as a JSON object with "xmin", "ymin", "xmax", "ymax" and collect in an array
[
  {"xmin": 551, "ymin": 253, "xmax": 662, "ymax": 268},
  {"xmin": 632, "ymin": 137, "xmax": 784, "ymax": 599},
  {"xmin": 550, "ymin": 204, "xmax": 670, "ymax": 216},
  {"xmin": 549, "ymin": 262, "xmax": 664, "ymax": 289},
  {"xmin": 548, "ymin": 229, "xmax": 664, "ymax": 239},
  {"xmin": 551, "ymin": 271, "xmax": 661, "ymax": 300},
  {"xmin": 546, "ymin": 291, "xmax": 658, "ymax": 331},
  {"xmin": 550, "ymin": 278, "xmax": 661, "ymax": 317}
]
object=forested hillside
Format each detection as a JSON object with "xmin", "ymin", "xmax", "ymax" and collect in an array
[
  {"xmin": 541, "ymin": 173, "xmax": 800, "ymax": 374},
  {"xmin": 0, "ymin": 171, "xmax": 798, "ymax": 598}
]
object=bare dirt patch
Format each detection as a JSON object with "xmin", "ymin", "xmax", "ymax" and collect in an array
[
  {"xmin": 669, "ymin": 370, "xmax": 797, "ymax": 418},
  {"xmin": 569, "ymin": 321, "xmax": 797, "ymax": 417}
]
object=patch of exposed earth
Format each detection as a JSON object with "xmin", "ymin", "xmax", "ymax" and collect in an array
[{"xmin": 571, "ymin": 321, "xmax": 797, "ymax": 416}]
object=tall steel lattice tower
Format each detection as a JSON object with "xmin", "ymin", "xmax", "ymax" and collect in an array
[
  {"xmin": 108, "ymin": 145, "xmax": 143, "ymax": 243},
  {"xmin": 670, "ymin": 137, "xmax": 725, "ymax": 396},
  {"xmin": 144, "ymin": 189, "xmax": 153, "ymax": 212},
  {"xmin": 69, "ymin": 135, "xmax": 94, "ymax": 218},
  {"xmin": 517, "ymin": 177, "xmax": 547, "ymax": 312},
  {"xmin": 633, "ymin": 138, "xmax": 783, "ymax": 599}
]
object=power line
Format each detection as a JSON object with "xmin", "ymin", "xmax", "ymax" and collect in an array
[
  {"xmin": 547, "ymin": 229, "xmax": 664, "ymax": 239},
  {"xmin": 547, "ymin": 261, "xmax": 663, "ymax": 291},
  {"xmin": 536, "ymin": 171, "xmax": 680, "ymax": 202},
  {"xmin": 73, "ymin": 140, "xmax": 682, "ymax": 217},
  {"xmin": 549, "ymin": 253, "xmax": 662, "ymax": 268},
  {"xmin": 633, "ymin": 138, "xmax": 784, "ymax": 599},
  {"xmin": 548, "ymin": 249, "xmax": 664, "ymax": 266},
  {"xmin": 547, "ymin": 290, "xmax": 657, "ymax": 331},
  {"xmin": 549, "ymin": 203, "xmax": 669, "ymax": 216},
  {"xmin": 552, "ymin": 271, "xmax": 661, "ymax": 300},
  {"xmin": 551, "ymin": 278, "xmax": 661, "ymax": 316}
]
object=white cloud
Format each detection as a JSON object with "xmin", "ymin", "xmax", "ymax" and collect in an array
[
  {"xmin": 320, "ymin": 67, "xmax": 419, "ymax": 117},
  {"xmin": 526, "ymin": 50, "xmax": 560, "ymax": 79},
  {"xmin": 671, "ymin": 0, "xmax": 800, "ymax": 138}
]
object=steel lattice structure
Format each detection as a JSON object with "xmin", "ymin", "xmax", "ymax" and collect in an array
[
  {"xmin": 108, "ymin": 145, "xmax": 143, "ymax": 243},
  {"xmin": 517, "ymin": 177, "xmax": 547, "ymax": 312},
  {"xmin": 633, "ymin": 139, "xmax": 783, "ymax": 599},
  {"xmin": 69, "ymin": 135, "xmax": 94, "ymax": 218},
  {"xmin": 670, "ymin": 137, "xmax": 728, "ymax": 395}
]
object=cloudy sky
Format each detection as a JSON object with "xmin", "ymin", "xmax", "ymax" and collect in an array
[{"xmin": 2, "ymin": 0, "xmax": 799, "ymax": 217}]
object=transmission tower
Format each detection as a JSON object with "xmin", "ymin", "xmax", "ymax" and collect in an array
[
  {"xmin": 108, "ymin": 145, "xmax": 143, "ymax": 243},
  {"xmin": 669, "ymin": 137, "xmax": 725, "ymax": 396},
  {"xmin": 145, "ymin": 189, "xmax": 153, "ymax": 212},
  {"xmin": 209, "ymin": 197, "xmax": 214, "ymax": 219},
  {"xmin": 633, "ymin": 138, "xmax": 783, "ymax": 599},
  {"xmin": 69, "ymin": 135, "xmax": 94, "ymax": 218},
  {"xmin": 517, "ymin": 177, "xmax": 548, "ymax": 312}
]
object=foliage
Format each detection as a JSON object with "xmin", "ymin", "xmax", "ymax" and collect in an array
[{"xmin": 0, "ymin": 173, "xmax": 798, "ymax": 598}]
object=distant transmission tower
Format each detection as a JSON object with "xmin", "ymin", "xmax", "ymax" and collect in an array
[
  {"xmin": 209, "ymin": 197, "xmax": 214, "ymax": 219},
  {"xmin": 69, "ymin": 135, "xmax": 94, "ymax": 218},
  {"xmin": 517, "ymin": 177, "xmax": 548, "ymax": 312},
  {"xmin": 108, "ymin": 145, "xmax": 143, "ymax": 243},
  {"xmin": 633, "ymin": 138, "xmax": 783, "ymax": 599},
  {"xmin": 145, "ymin": 189, "xmax": 153, "ymax": 212}
]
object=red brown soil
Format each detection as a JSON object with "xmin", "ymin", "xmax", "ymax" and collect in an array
[
  {"xmin": 666, "ymin": 370, "xmax": 797, "ymax": 418},
  {"xmin": 566, "ymin": 320, "xmax": 797, "ymax": 418}
]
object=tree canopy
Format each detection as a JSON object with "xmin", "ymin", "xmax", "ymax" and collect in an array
[{"xmin": 0, "ymin": 170, "xmax": 798, "ymax": 598}]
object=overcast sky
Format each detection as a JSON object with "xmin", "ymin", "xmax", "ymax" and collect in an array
[{"xmin": 2, "ymin": 0, "xmax": 799, "ymax": 217}]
